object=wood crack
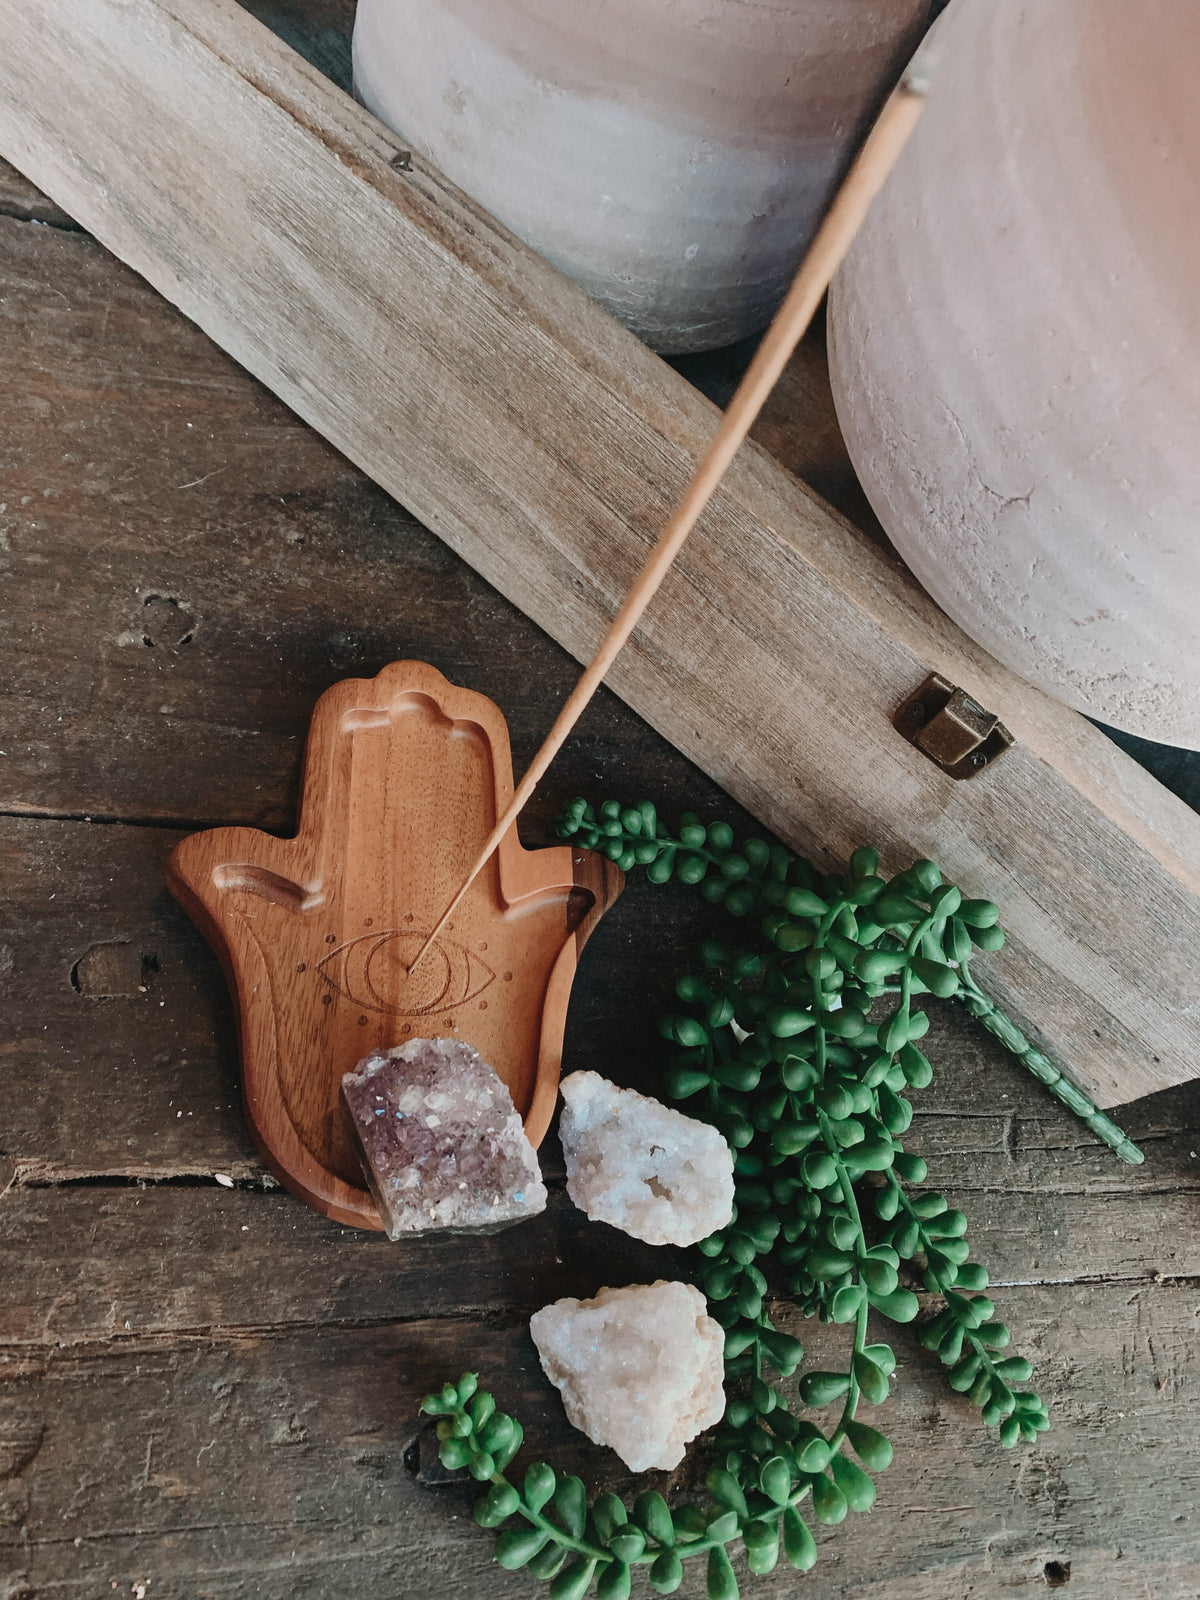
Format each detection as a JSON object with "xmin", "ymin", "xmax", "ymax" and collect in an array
[
  {"xmin": 0, "ymin": 806, "xmax": 232, "ymax": 833},
  {"xmin": 0, "ymin": 1304, "xmax": 536, "ymax": 1355},
  {"xmin": 6, "ymin": 1167, "xmax": 571, "ymax": 1194},
  {"xmin": 0, "ymin": 199, "xmax": 83, "ymax": 231},
  {"xmin": 11, "ymin": 1170, "xmax": 282, "ymax": 1192}
]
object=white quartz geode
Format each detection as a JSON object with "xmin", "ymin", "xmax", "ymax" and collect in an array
[
  {"xmin": 558, "ymin": 1071, "xmax": 734, "ymax": 1246},
  {"xmin": 530, "ymin": 1280, "xmax": 725, "ymax": 1471},
  {"xmin": 341, "ymin": 1037, "xmax": 547, "ymax": 1237}
]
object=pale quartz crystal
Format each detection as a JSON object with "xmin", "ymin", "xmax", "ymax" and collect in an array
[
  {"xmin": 530, "ymin": 1280, "xmax": 725, "ymax": 1471},
  {"xmin": 558, "ymin": 1071, "xmax": 734, "ymax": 1246},
  {"xmin": 341, "ymin": 1037, "xmax": 547, "ymax": 1238}
]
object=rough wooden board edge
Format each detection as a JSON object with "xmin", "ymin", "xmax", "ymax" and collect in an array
[{"xmin": 1, "ymin": 0, "xmax": 1197, "ymax": 1108}]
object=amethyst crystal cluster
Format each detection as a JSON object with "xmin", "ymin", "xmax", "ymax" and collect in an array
[{"xmin": 341, "ymin": 1037, "xmax": 547, "ymax": 1238}]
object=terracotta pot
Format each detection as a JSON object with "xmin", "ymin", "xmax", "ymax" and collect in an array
[
  {"xmin": 829, "ymin": 0, "xmax": 1200, "ymax": 749},
  {"xmin": 353, "ymin": 0, "xmax": 927, "ymax": 353}
]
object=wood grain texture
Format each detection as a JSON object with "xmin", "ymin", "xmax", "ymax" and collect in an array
[
  {"xmin": 3, "ymin": 1294, "xmax": 1199, "ymax": 1599},
  {"xmin": 1, "ymin": 0, "xmax": 1198, "ymax": 1107},
  {"xmin": 6, "ymin": 1114, "xmax": 1200, "ymax": 1352},
  {"xmin": 4, "ymin": 174, "xmax": 1200, "ymax": 1596},
  {"xmin": 7, "ymin": 812, "xmax": 1199, "ymax": 1194},
  {"xmin": 0, "ymin": 212, "xmax": 682, "ymax": 837},
  {"xmin": 412, "ymin": 83, "xmax": 923, "ymax": 962},
  {"xmin": 167, "ymin": 661, "xmax": 622, "ymax": 1225}
]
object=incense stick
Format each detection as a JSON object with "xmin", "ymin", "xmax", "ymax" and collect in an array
[{"xmin": 409, "ymin": 72, "xmax": 927, "ymax": 976}]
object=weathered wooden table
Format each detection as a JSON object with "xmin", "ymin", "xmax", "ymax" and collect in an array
[{"xmin": 3, "ymin": 43, "xmax": 1200, "ymax": 1597}]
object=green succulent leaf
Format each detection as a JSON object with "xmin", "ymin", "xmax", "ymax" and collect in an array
[
  {"xmin": 528, "ymin": 1543, "xmax": 571, "ymax": 1580},
  {"xmin": 744, "ymin": 1521, "xmax": 781, "ymax": 1575},
  {"xmin": 475, "ymin": 1482, "xmax": 519, "ymax": 1527},
  {"xmin": 844, "ymin": 1421, "xmax": 894, "ymax": 1472},
  {"xmin": 707, "ymin": 1544, "xmax": 740, "ymax": 1600},
  {"xmin": 550, "ymin": 1558, "xmax": 598, "ymax": 1600},
  {"xmin": 524, "ymin": 1461, "xmax": 556, "ymax": 1513},
  {"xmin": 649, "ymin": 1549, "xmax": 684, "ymax": 1594},
  {"xmin": 810, "ymin": 1472, "xmax": 849, "ymax": 1525},
  {"xmin": 495, "ymin": 1526, "xmax": 549, "ymax": 1570},
  {"xmin": 633, "ymin": 1489, "xmax": 675, "ymax": 1547},
  {"xmin": 799, "ymin": 1370, "xmax": 851, "ymax": 1406},
  {"xmin": 759, "ymin": 1455, "xmax": 792, "ymax": 1506},
  {"xmin": 437, "ymin": 1435, "xmax": 471, "ymax": 1471},
  {"xmin": 853, "ymin": 1352, "xmax": 890, "ymax": 1406},
  {"xmin": 597, "ymin": 1558, "xmax": 632, "ymax": 1600},
  {"xmin": 782, "ymin": 1508, "xmax": 818, "ymax": 1571},
  {"xmin": 554, "ymin": 1474, "xmax": 588, "ymax": 1539},
  {"xmin": 705, "ymin": 1467, "xmax": 749, "ymax": 1518},
  {"xmin": 830, "ymin": 1451, "xmax": 877, "ymax": 1512}
]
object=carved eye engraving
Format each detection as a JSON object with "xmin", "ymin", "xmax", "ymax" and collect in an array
[{"xmin": 316, "ymin": 929, "xmax": 496, "ymax": 1018}]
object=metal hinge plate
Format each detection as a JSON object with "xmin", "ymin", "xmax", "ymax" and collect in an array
[{"xmin": 895, "ymin": 673, "xmax": 1013, "ymax": 779}]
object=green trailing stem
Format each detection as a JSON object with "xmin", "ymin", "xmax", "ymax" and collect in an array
[
  {"xmin": 557, "ymin": 796, "xmax": 1142, "ymax": 1167},
  {"xmin": 422, "ymin": 1375, "xmax": 829, "ymax": 1599},
  {"xmin": 418, "ymin": 798, "xmax": 1136, "ymax": 1594},
  {"xmin": 955, "ymin": 985, "xmax": 1143, "ymax": 1164}
]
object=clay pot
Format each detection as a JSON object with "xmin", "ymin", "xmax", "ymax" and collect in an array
[
  {"xmin": 353, "ymin": 0, "xmax": 927, "ymax": 353},
  {"xmin": 829, "ymin": 0, "xmax": 1200, "ymax": 748}
]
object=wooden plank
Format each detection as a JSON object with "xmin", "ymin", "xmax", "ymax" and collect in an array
[
  {"xmin": 6, "ymin": 811, "xmax": 1200, "ymax": 1267},
  {"xmin": 1, "ymin": 817, "xmax": 252, "ymax": 1183},
  {"xmin": 5, "ymin": 1143, "xmax": 1199, "ymax": 1352},
  {"xmin": 0, "ymin": 1187, "xmax": 676, "ymax": 1347},
  {"xmin": 7, "ymin": 811, "xmax": 1194, "ymax": 1186},
  {"xmin": 5, "ymin": 836, "xmax": 1197, "ymax": 1592},
  {"xmin": 2, "ymin": 2, "xmax": 1199, "ymax": 1109},
  {"xmin": 3, "ymin": 1288, "xmax": 1198, "ymax": 1599},
  {"xmin": 0, "ymin": 211, "xmax": 696, "ymax": 835},
  {"xmin": 4, "ymin": 82, "xmax": 1195, "ymax": 1600}
]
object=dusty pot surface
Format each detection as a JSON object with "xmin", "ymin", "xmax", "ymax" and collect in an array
[
  {"xmin": 353, "ymin": 0, "xmax": 926, "ymax": 352},
  {"xmin": 829, "ymin": 0, "xmax": 1200, "ymax": 749}
]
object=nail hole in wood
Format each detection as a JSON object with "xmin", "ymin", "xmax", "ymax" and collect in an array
[
  {"xmin": 1044, "ymin": 1560, "xmax": 1071, "ymax": 1587},
  {"xmin": 139, "ymin": 593, "xmax": 197, "ymax": 650},
  {"xmin": 70, "ymin": 942, "xmax": 158, "ymax": 998},
  {"xmin": 408, "ymin": 1421, "xmax": 460, "ymax": 1485}
]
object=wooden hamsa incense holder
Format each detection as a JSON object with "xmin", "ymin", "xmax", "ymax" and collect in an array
[{"xmin": 167, "ymin": 661, "xmax": 623, "ymax": 1229}]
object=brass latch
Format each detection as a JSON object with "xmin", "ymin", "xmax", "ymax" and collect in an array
[{"xmin": 895, "ymin": 674, "xmax": 1012, "ymax": 779}]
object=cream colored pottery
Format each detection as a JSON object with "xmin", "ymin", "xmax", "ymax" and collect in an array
[
  {"xmin": 353, "ymin": 0, "xmax": 926, "ymax": 353},
  {"xmin": 829, "ymin": 0, "xmax": 1200, "ymax": 749}
]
